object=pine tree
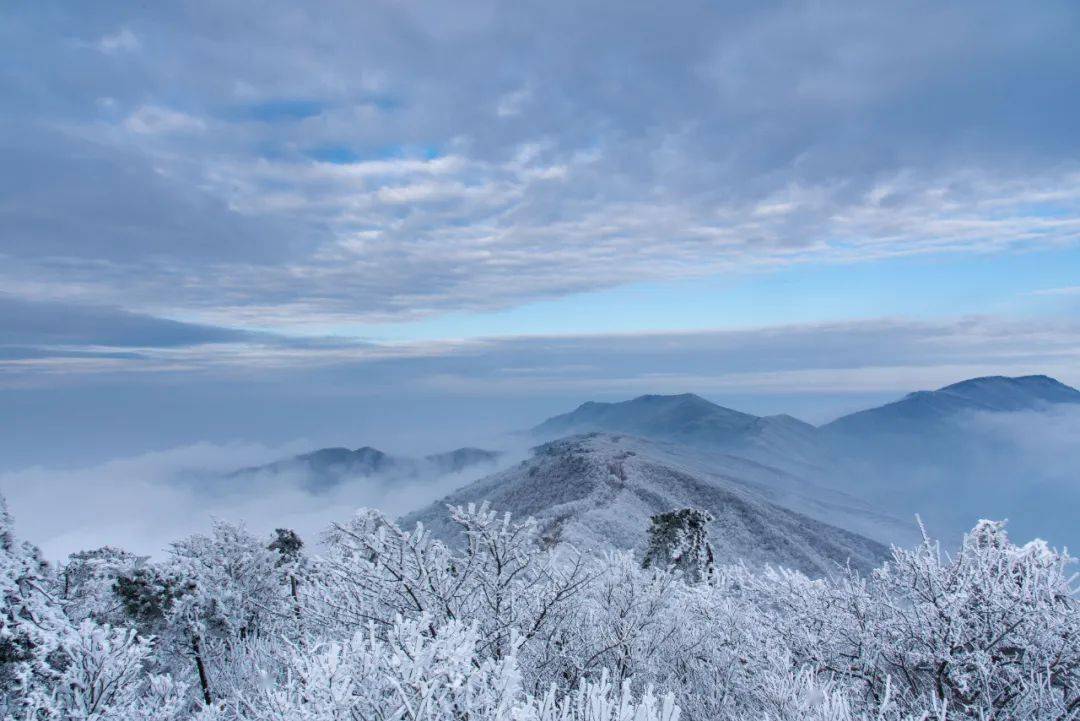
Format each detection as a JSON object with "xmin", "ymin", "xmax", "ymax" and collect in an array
[{"xmin": 641, "ymin": 508, "xmax": 715, "ymax": 582}]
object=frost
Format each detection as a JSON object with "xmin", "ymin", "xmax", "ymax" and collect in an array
[{"xmin": 1, "ymin": 491, "xmax": 1077, "ymax": 721}]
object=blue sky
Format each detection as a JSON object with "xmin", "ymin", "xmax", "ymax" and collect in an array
[
  {"xmin": 1, "ymin": 0, "xmax": 1079, "ymax": 466},
  {"xmin": 311, "ymin": 246, "xmax": 1080, "ymax": 341}
]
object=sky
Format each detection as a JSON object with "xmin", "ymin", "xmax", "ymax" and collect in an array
[{"xmin": 2, "ymin": 0, "xmax": 1080, "ymax": 476}]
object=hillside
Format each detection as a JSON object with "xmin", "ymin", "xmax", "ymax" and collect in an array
[{"xmin": 402, "ymin": 433, "xmax": 891, "ymax": 577}]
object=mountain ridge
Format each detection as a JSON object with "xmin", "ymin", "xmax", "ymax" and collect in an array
[
  {"xmin": 823, "ymin": 374, "xmax": 1080, "ymax": 436},
  {"xmin": 230, "ymin": 445, "xmax": 502, "ymax": 491},
  {"xmin": 402, "ymin": 433, "xmax": 891, "ymax": 577},
  {"xmin": 520, "ymin": 375, "xmax": 1080, "ymax": 550}
]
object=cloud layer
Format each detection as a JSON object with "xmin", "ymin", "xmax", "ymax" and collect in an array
[
  {"xmin": 5, "ymin": 306, "xmax": 1079, "ymax": 393},
  {"xmin": 0, "ymin": 440, "xmax": 516, "ymax": 561},
  {"xmin": 2, "ymin": 1, "xmax": 1078, "ymax": 327}
]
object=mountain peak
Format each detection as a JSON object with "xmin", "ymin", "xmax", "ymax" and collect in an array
[
  {"xmin": 351, "ymin": 446, "xmax": 387, "ymax": 457},
  {"xmin": 936, "ymin": 374, "xmax": 1080, "ymax": 410},
  {"xmin": 534, "ymin": 392, "xmax": 756, "ymax": 442},
  {"xmin": 632, "ymin": 392, "xmax": 707, "ymax": 402},
  {"xmin": 939, "ymin": 374, "xmax": 1055, "ymax": 389}
]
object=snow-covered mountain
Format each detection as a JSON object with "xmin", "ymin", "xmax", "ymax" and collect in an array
[
  {"xmin": 820, "ymin": 375, "xmax": 1080, "ymax": 550},
  {"xmin": 230, "ymin": 445, "xmax": 501, "ymax": 491},
  {"xmin": 522, "ymin": 377, "xmax": 1080, "ymax": 550},
  {"xmin": 533, "ymin": 393, "xmax": 825, "ymax": 475},
  {"xmin": 823, "ymin": 375, "xmax": 1080, "ymax": 438},
  {"xmin": 402, "ymin": 433, "xmax": 891, "ymax": 577}
]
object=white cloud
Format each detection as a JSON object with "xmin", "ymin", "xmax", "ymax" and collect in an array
[
  {"xmin": 124, "ymin": 105, "xmax": 206, "ymax": 135},
  {"xmin": 0, "ymin": 440, "xmax": 517, "ymax": 561},
  {"xmin": 95, "ymin": 27, "xmax": 140, "ymax": 54},
  {"xmin": 1030, "ymin": 286, "xmax": 1080, "ymax": 297},
  {"xmin": 496, "ymin": 86, "xmax": 531, "ymax": 117}
]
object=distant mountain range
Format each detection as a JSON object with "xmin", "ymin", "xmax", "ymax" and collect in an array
[
  {"xmin": 234, "ymin": 374, "xmax": 1080, "ymax": 572},
  {"xmin": 521, "ymin": 374, "xmax": 1080, "ymax": 552},
  {"xmin": 820, "ymin": 375, "xmax": 1080, "ymax": 552},
  {"xmin": 230, "ymin": 445, "xmax": 501, "ymax": 491},
  {"xmin": 534, "ymin": 376, "xmax": 1079, "ymax": 447},
  {"xmin": 823, "ymin": 375, "xmax": 1080, "ymax": 437}
]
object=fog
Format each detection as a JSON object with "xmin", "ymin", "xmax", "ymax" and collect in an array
[
  {"xmin": 825, "ymin": 404, "xmax": 1080, "ymax": 553},
  {"xmin": 956, "ymin": 404, "xmax": 1080, "ymax": 550},
  {"xmin": 0, "ymin": 438, "xmax": 528, "ymax": 561},
  {"xmin": 2, "ymin": 394, "xmax": 1077, "ymax": 564}
]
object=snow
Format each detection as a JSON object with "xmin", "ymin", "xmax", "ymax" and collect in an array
[
  {"xmin": 3, "ymin": 492, "xmax": 1077, "ymax": 721},
  {"xmin": 403, "ymin": 433, "xmax": 892, "ymax": 577}
]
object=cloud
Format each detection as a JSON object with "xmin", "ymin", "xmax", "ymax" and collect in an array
[
  {"xmin": 1031, "ymin": 286, "xmax": 1080, "ymax": 296},
  {"xmin": 95, "ymin": 27, "xmax": 140, "ymax": 54},
  {"xmin": 496, "ymin": 86, "xmax": 531, "ymax": 118},
  {"xmin": 0, "ymin": 441, "xmax": 515, "ymax": 561},
  {"xmin": 1, "ymin": 1, "xmax": 1078, "ymax": 326},
  {"xmin": 0, "ymin": 124, "xmax": 308, "ymax": 269},
  {"xmin": 124, "ymin": 105, "xmax": 206, "ymax": 135},
  {"xmin": 0, "ymin": 295, "xmax": 257, "ymax": 348},
  {"xmin": 4, "ymin": 312, "xmax": 1079, "ymax": 413}
]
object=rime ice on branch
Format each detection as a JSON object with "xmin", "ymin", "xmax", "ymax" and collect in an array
[{"xmin": 1, "ymin": 495, "xmax": 1077, "ymax": 720}]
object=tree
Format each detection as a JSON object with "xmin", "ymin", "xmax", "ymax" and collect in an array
[
  {"xmin": 60, "ymin": 546, "xmax": 144, "ymax": 625},
  {"xmin": 164, "ymin": 521, "xmax": 287, "ymax": 706},
  {"xmin": 641, "ymin": 509, "xmax": 715, "ymax": 582},
  {"xmin": 267, "ymin": 528, "xmax": 306, "ymax": 640},
  {"xmin": 755, "ymin": 520, "xmax": 1080, "ymax": 719},
  {"xmin": 0, "ymin": 496, "xmax": 68, "ymax": 717},
  {"xmin": 317, "ymin": 503, "xmax": 588, "ymax": 667}
]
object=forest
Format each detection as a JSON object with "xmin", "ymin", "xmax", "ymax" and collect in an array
[{"xmin": 2, "ymin": 497, "xmax": 1077, "ymax": 721}]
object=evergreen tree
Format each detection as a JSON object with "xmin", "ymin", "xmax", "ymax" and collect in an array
[{"xmin": 641, "ymin": 508, "xmax": 715, "ymax": 582}]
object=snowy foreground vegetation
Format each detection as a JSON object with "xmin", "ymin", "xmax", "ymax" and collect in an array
[{"xmin": 2, "ymin": 497, "xmax": 1078, "ymax": 721}]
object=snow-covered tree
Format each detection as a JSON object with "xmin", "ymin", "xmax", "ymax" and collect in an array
[
  {"xmin": 755, "ymin": 519, "xmax": 1080, "ymax": 719},
  {"xmin": 640, "ymin": 509, "xmax": 714, "ymax": 582},
  {"xmin": 316, "ymin": 503, "xmax": 587, "ymax": 666},
  {"xmin": 1, "ymin": 496, "xmax": 191, "ymax": 721},
  {"xmin": 163, "ymin": 521, "xmax": 289, "ymax": 706},
  {"xmin": 1, "ymin": 496, "xmax": 69, "ymax": 717},
  {"xmin": 3, "ymin": 486, "xmax": 1076, "ymax": 721},
  {"xmin": 58, "ymin": 546, "xmax": 144, "ymax": 625},
  {"xmin": 33, "ymin": 621, "xmax": 189, "ymax": 721}
]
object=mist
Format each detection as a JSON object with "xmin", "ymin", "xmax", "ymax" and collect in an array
[
  {"xmin": 825, "ymin": 404, "xmax": 1080, "ymax": 552},
  {"xmin": 0, "ymin": 438, "xmax": 528, "ymax": 561}
]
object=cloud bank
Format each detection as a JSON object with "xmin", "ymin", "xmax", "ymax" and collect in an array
[
  {"xmin": 2, "ymin": 1, "xmax": 1078, "ymax": 327},
  {"xmin": 0, "ymin": 440, "xmax": 518, "ymax": 562}
]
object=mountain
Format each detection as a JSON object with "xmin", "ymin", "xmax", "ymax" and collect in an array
[
  {"xmin": 402, "ymin": 433, "xmax": 892, "ymax": 577},
  {"xmin": 534, "ymin": 393, "xmax": 759, "ymax": 441},
  {"xmin": 533, "ymin": 393, "xmax": 825, "ymax": 475},
  {"xmin": 523, "ymin": 377, "xmax": 1080, "ymax": 551},
  {"xmin": 820, "ymin": 374, "xmax": 1080, "ymax": 551},
  {"xmin": 426, "ymin": 447, "xmax": 503, "ymax": 475},
  {"xmin": 824, "ymin": 375, "xmax": 1080, "ymax": 437},
  {"xmin": 230, "ymin": 445, "xmax": 501, "ymax": 491}
]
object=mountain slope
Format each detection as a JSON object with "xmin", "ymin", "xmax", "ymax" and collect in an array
[{"xmin": 402, "ymin": 433, "xmax": 891, "ymax": 577}]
